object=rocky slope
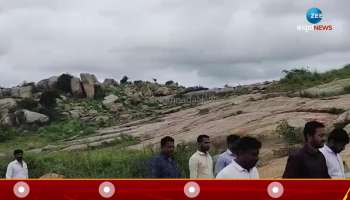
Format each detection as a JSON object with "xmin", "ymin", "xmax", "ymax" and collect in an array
[{"xmin": 2, "ymin": 72, "xmax": 350, "ymax": 178}]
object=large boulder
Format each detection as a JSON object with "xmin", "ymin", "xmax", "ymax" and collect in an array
[
  {"xmin": 15, "ymin": 109, "xmax": 49, "ymax": 124},
  {"xmin": 102, "ymin": 94, "xmax": 119, "ymax": 106},
  {"xmin": 0, "ymin": 113, "xmax": 17, "ymax": 127},
  {"xmin": 0, "ymin": 88, "xmax": 11, "ymax": 97},
  {"xmin": 154, "ymin": 87, "xmax": 170, "ymax": 96},
  {"xmin": 102, "ymin": 95, "xmax": 123, "ymax": 112},
  {"xmin": 80, "ymin": 73, "xmax": 99, "ymax": 99},
  {"xmin": 36, "ymin": 76, "xmax": 58, "ymax": 91},
  {"xmin": 70, "ymin": 77, "xmax": 85, "ymax": 98},
  {"xmin": 0, "ymin": 98, "xmax": 18, "ymax": 127},
  {"xmin": 0, "ymin": 98, "xmax": 17, "ymax": 114},
  {"xmin": 103, "ymin": 79, "xmax": 118, "ymax": 88},
  {"xmin": 10, "ymin": 85, "xmax": 34, "ymax": 98}
]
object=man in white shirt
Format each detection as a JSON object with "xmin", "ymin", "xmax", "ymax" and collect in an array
[
  {"xmin": 214, "ymin": 134, "xmax": 240, "ymax": 176},
  {"xmin": 216, "ymin": 136, "xmax": 261, "ymax": 179},
  {"xmin": 6, "ymin": 149, "xmax": 29, "ymax": 179},
  {"xmin": 189, "ymin": 135, "xmax": 214, "ymax": 178},
  {"xmin": 320, "ymin": 128, "xmax": 349, "ymax": 178}
]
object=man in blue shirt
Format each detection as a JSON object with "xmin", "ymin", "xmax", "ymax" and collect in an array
[
  {"xmin": 214, "ymin": 134, "xmax": 240, "ymax": 176},
  {"xmin": 149, "ymin": 136, "xmax": 181, "ymax": 178}
]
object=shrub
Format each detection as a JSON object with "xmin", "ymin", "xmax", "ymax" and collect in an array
[
  {"xmin": 276, "ymin": 120, "xmax": 304, "ymax": 145},
  {"xmin": 344, "ymin": 85, "xmax": 350, "ymax": 94},
  {"xmin": 0, "ymin": 127, "xmax": 17, "ymax": 142},
  {"xmin": 165, "ymin": 80, "xmax": 175, "ymax": 86},
  {"xmin": 120, "ymin": 76, "xmax": 129, "ymax": 84},
  {"xmin": 56, "ymin": 74, "xmax": 73, "ymax": 94}
]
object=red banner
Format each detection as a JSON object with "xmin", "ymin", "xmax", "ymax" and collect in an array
[{"xmin": 1, "ymin": 179, "xmax": 349, "ymax": 200}]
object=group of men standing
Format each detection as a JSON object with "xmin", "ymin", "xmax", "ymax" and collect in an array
[
  {"xmin": 149, "ymin": 121, "xmax": 350, "ymax": 179},
  {"xmin": 149, "ymin": 134, "xmax": 262, "ymax": 179},
  {"xmin": 5, "ymin": 120, "xmax": 349, "ymax": 179}
]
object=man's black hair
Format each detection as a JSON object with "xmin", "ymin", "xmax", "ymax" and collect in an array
[
  {"xmin": 328, "ymin": 128, "xmax": 350, "ymax": 144},
  {"xmin": 14, "ymin": 149, "xmax": 23, "ymax": 155},
  {"xmin": 160, "ymin": 136, "xmax": 175, "ymax": 147},
  {"xmin": 227, "ymin": 134, "xmax": 240, "ymax": 146},
  {"xmin": 197, "ymin": 135, "xmax": 210, "ymax": 143},
  {"xmin": 236, "ymin": 137, "xmax": 262, "ymax": 152},
  {"xmin": 303, "ymin": 121, "xmax": 325, "ymax": 141}
]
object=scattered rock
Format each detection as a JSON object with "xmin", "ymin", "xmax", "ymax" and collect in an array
[
  {"xmin": 0, "ymin": 88, "xmax": 11, "ymax": 97},
  {"xmin": 0, "ymin": 98, "xmax": 18, "ymax": 126},
  {"xmin": 0, "ymin": 113, "xmax": 17, "ymax": 127},
  {"xmin": 120, "ymin": 113, "xmax": 131, "ymax": 120},
  {"xmin": 129, "ymin": 93, "xmax": 143, "ymax": 105},
  {"xmin": 15, "ymin": 109, "xmax": 49, "ymax": 124},
  {"xmin": 103, "ymin": 79, "xmax": 118, "ymax": 88},
  {"xmin": 103, "ymin": 95, "xmax": 119, "ymax": 105},
  {"xmin": 102, "ymin": 95, "xmax": 123, "ymax": 112},
  {"xmin": 286, "ymin": 118, "xmax": 307, "ymax": 129},
  {"xmin": 154, "ymin": 87, "xmax": 170, "ymax": 96},
  {"xmin": 335, "ymin": 110, "xmax": 350, "ymax": 125},
  {"xmin": 11, "ymin": 85, "xmax": 34, "ymax": 98},
  {"xmin": 69, "ymin": 110, "xmax": 81, "ymax": 119},
  {"xmin": 88, "ymin": 110, "xmax": 98, "ymax": 116},
  {"xmin": 70, "ymin": 77, "xmax": 85, "ymax": 98},
  {"xmin": 0, "ymin": 98, "xmax": 17, "ymax": 114}
]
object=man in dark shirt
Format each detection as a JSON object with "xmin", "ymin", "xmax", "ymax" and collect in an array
[
  {"xmin": 283, "ymin": 121, "xmax": 330, "ymax": 178},
  {"xmin": 149, "ymin": 136, "xmax": 181, "ymax": 178}
]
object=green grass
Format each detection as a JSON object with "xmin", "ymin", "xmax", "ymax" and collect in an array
[
  {"xmin": 268, "ymin": 64, "xmax": 350, "ymax": 92},
  {"xmin": 0, "ymin": 134, "xmax": 49, "ymax": 154},
  {"xmin": 37, "ymin": 119, "xmax": 96, "ymax": 141},
  {"xmin": 78, "ymin": 99, "xmax": 106, "ymax": 113},
  {"xmin": 0, "ymin": 141, "xmax": 220, "ymax": 178}
]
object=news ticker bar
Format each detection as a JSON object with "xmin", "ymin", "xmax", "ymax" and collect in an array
[{"xmin": 0, "ymin": 180, "xmax": 350, "ymax": 200}]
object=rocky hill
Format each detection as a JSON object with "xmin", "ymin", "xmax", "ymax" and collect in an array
[{"xmin": 1, "ymin": 66, "xmax": 350, "ymax": 178}]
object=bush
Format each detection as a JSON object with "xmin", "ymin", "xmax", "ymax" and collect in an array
[
  {"xmin": 39, "ymin": 90, "xmax": 60, "ymax": 108},
  {"xmin": 165, "ymin": 80, "xmax": 175, "ymax": 86},
  {"xmin": 0, "ymin": 127, "xmax": 17, "ymax": 142},
  {"xmin": 269, "ymin": 64, "xmax": 350, "ymax": 92},
  {"xmin": 79, "ymin": 100, "xmax": 105, "ymax": 113},
  {"xmin": 120, "ymin": 76, "xmax": 129, "ymax": 84},
  {"xmin": 344, "ymin": 85, "xmax": 350, "ymax": 94},
  {"xmin": 57, "ymin": 74, "xmax": 73, "ymax": 93},
  {"xmin": 276, "ymin": 120, "xmax": 304, "ymax": 145}
]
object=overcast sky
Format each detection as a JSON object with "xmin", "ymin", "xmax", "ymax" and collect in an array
[{"xmin": 0, "ymin": 0, "xmax": 349, "ymax": 88}]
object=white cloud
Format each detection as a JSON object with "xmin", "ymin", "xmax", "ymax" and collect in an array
[{"xmin": 0, "ymin": 0, "xmax": 349, "ymax": 88}]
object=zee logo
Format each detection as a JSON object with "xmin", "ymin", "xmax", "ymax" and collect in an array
[{"xmin": 306, "ymin": 7, "xmax": 323, "ymax": 24}]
